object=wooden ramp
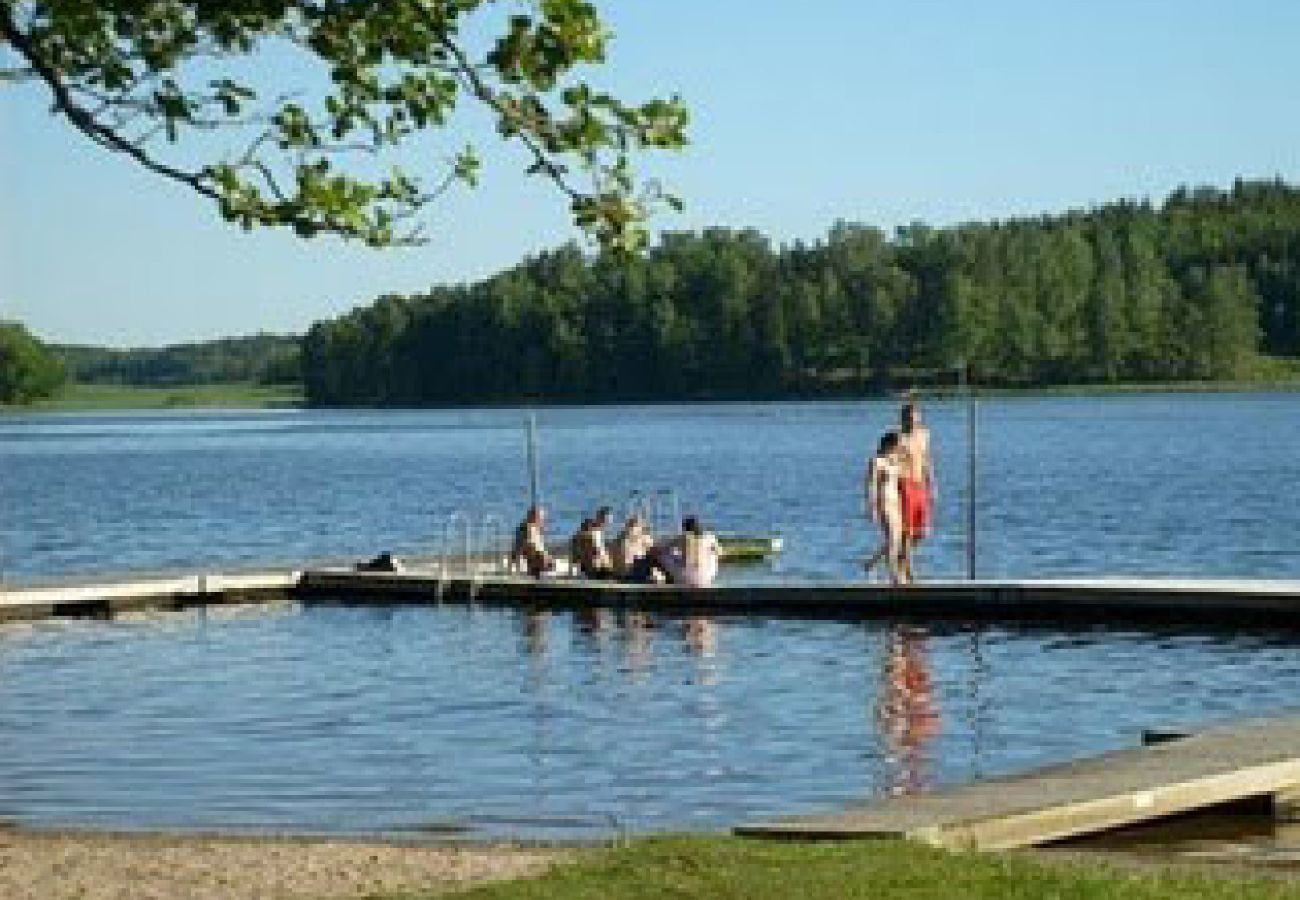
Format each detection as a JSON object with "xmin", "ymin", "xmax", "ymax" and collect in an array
[
  {"xmin": 736, "ymin": 717, "xmax": 1300, "ymax": 850},
  {"xmin": 0, "ymin": 569, "xmax": 299, "ymax": 622}
]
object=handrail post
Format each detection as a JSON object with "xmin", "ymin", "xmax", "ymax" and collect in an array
[
  {"xmin": 964, "ymin": 362, "xmax": 977, "ymax": 581},
  {"xmin": 526, "ymin": 412, "xmax": 541, "ymax": 511}
]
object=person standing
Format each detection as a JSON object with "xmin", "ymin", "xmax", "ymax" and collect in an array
[
  {"xmin": 898, "ymin": 399, "xmax": 935, "ymax": 582},
  {"xmin": 864, "ymin": 430, "xmax": 906, "ymax": 584}
]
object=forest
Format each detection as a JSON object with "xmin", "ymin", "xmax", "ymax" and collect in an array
[
  {"xmin": 301, "ymin": 179, "xmax": 1300, "ymax": 406},
  {"xmin": 54, "ymin": 334, "xmax": 302, "ymax": 387}
]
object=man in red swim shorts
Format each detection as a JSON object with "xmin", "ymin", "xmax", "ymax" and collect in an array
[{"xmin": 898, "ymin": 400, "xmax": 934, "ymax": 581}]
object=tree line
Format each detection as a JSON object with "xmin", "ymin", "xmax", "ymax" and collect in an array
[
  {"xmin": 54, "ymin": 334, "xmax": 302, "ymax": 388},
  {"xmin": 0, "ymin": 321, "xmax": 66, "ymax": 404},
  {"xmin": 301, "ymin": 179, "xmax": 1300, "ymax": 405}
]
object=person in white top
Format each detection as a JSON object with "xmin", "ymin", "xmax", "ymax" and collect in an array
[
  {"xmin": 658, "ymin": 516, "xmax": 721, "ymax": 588},
  {"xmin": 864, "ymin": 430, "xmax": 907, "ymax": 584}
]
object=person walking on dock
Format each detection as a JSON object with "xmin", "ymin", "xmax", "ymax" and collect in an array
[
  {"xmin": 898, "ymin": 400, "xmax": 935, "ymax": 582},
  {"xmin": 864, "ymin": 431, "xmax": 906, "ymax": 584}
]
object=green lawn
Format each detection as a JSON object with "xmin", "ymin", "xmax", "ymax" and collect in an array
[
  {"xmin": 419, "ymin": 836, "xmax": 1298, "ymax": 900},
  {"xmin": 25, "ymin": 382, "xmax": 303, "ymax": 411}
]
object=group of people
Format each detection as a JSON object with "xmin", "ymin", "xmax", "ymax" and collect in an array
[
  {"xmin": 512, "ymin": 504, "xmax": 721, "ymax": 588},
  {"xmin": 511, "ymin": 397, "xmax": 934, "ymax": 590},
  {"xmin": 864, "ymin": 400, "xmax": 935, "ymax": 585}
]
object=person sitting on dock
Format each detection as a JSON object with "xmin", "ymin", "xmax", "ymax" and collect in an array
[
  {"xmin": 654, "ymin": 516, "xmax": 721, "ymax": 588},
  {"xmin": 609, "ymin": 514, "xmax": 654, "ymax": 578},
  {"xmin": 591, "ymin": 505, "xmax": 613, "ymax": 563},
  {"xmin": 570, "ymin": 516, "xmax": 614, "ymax": 579},
  {"xmin": 512, "ymin": 505, "xmax": 554, "ymax": 577}
]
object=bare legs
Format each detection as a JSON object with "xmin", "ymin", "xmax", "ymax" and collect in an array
[{"xmin": 865, "ymin": 513, "xmax": 908, "ymax": 585}]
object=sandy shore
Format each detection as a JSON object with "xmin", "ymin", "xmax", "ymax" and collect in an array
[{"xmin": 0, "ymin": 830, "xmax": 563, "ymax": 900}]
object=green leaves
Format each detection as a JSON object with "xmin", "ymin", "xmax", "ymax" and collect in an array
[
  {"xmin": 0, "ymin": 321, "xmax": 66, "ymax": 405},
  {"xmin": 1, "ymin": 0, "xmax": 688, "ymax": 251}
]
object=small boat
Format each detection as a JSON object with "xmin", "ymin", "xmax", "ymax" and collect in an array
[{"xmin": 717, "ymin": 533, "xmax": 784, "ymax": 563}]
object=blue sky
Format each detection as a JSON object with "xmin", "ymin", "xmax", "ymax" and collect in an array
[{"xmin": 3, "ymin": 0, "xmax": 1299, "ymax": 347}]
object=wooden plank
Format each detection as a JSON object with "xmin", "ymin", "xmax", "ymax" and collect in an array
[{"xmin": 736, "ymin": 717, "xmax": 1300, "ymax": 850}]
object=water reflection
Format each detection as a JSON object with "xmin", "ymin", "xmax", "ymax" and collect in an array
[
  {"xmin": 683, "ymin": 617, "xmax": 718, "ymax": 658},
  {"xmin": 5, "ymin": 605, "xmax": 1300, "ymax": 838},
  {"xmin": 522, "ymin": 609, "xmax": 551, "ymax": 661},
  {"xmin": 574, "ymin": 606, "xmax": 611, "ymax": 636},
  {"xmin": 874, "ymin": 625, "xmax": 941, "ymax": 797},
  {"xmin": 620, "ymin": 610, "xmax": 654, "ymax": 676}
]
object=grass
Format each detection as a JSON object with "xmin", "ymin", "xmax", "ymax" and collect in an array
[
  {"xmin": 22, "ymin": 381, "xmax": 303, "ymax": 411},
  {"xmin": 404, "ymin": 836, "xmax": 1300, "ymax": 900}
]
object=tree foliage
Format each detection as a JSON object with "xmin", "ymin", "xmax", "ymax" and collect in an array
[
  {"xmin": 300, "ymin": 180, "xmax": 1300, "ymax": 405},
  {"xmin": 0, "ymin": 0, "xmax": 688, "ymax": 251},
  {"xmin": 0, "ymin": 320, "xmax": 66, "ymax": 403},
  {"xmin": 55, "ymin": 333, "xmax": 301, "ymax": 386}
]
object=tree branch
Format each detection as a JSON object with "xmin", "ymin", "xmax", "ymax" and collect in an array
[
  {"xmin": 422, "ymin": 13, "xmax": 585, "ymax": 204},
  {"xmin": 0, "ymin": 6, "xmax": 220, "ymax": 201}
]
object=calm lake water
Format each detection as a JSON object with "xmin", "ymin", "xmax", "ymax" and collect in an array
[
  {"xmin": 1, "ymin": 394, "xmax": 1299, "ymax": 837},
  {"xmin": 3, "ymin": 394, "xmax": 1300, "ymax": 582}
]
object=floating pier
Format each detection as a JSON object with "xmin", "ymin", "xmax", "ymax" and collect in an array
[
  {"xmin": 736, "ymin": 716, "xmax": 1300, "ymax": 850},
  {"xmin": 4, "ymin": 568, "xmax": 1300, "ymax": 626},
  {"xmin": 295, "ymin": 571, "xmax": 1300, "ymax": 627}
]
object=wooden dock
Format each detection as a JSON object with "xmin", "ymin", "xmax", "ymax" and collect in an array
[
  {"xmin": 297, "ymin": 570, "xmax": 1300, "ymax": 627},
  {"xmin": 736, "ymin": 717, "xmax": 1300, "ymax": 850},
  {"xmin": 4, "ymin": 567, "xmax": 1300, "ymax": 627}
]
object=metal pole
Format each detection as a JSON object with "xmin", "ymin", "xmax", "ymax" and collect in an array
[
  {"xmin": 526, "ymin": 412, "xmax": 541, "ymax": 510},
  {"xmin": 965, "ymin": 363, "xmax": 977, "ymax": 580}
]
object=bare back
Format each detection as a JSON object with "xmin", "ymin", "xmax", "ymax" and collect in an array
[{"xmin": 899, "ymin": 426, "xmax": 931, "ymax": 483}]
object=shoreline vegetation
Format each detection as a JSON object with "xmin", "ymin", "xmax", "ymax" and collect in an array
[
  {"xmin": 2, "ymin": 368, "xmax": 1298, "ymax": 413},
  {"xmin": 12, "ymin": 382, "xmax": 304, "ymax": 412},
  {"xmin": 2, "ymin": 832, "xmax": 1294, "ymax": 900}
]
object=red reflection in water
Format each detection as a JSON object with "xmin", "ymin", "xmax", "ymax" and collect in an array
[{"xmin": 875, "ymin": 626, "xmax": 941, "ymax": 797}]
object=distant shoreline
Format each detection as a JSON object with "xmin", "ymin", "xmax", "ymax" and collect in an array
[
  {"xmin": 12, "ymin": 382, "xmax": 304, "ymax": 412},
  {"xmin": 4, "ymin": 376, "xmax": 1299, "ymax": 413}
]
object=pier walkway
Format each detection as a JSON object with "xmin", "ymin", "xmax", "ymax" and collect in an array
[
  {"xmin": 736, "ymin": 717, "xmax": 1300, "ymax": 850},
  {"xmin": 297, "ymin": 570, "xmax": 1300, "ymax": 627},
  {"xmin": 4, "ymin": 567, "xmax": 1300, "ymax": 626}
]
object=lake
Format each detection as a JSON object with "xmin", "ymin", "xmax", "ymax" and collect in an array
[
  {"xmin": 1, "ymin": 394, "xmax": 1299, "ymax": 837},
  {"xmin": 3, "ymin": 394, "xmax": 1299, "ymax": 582}
]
